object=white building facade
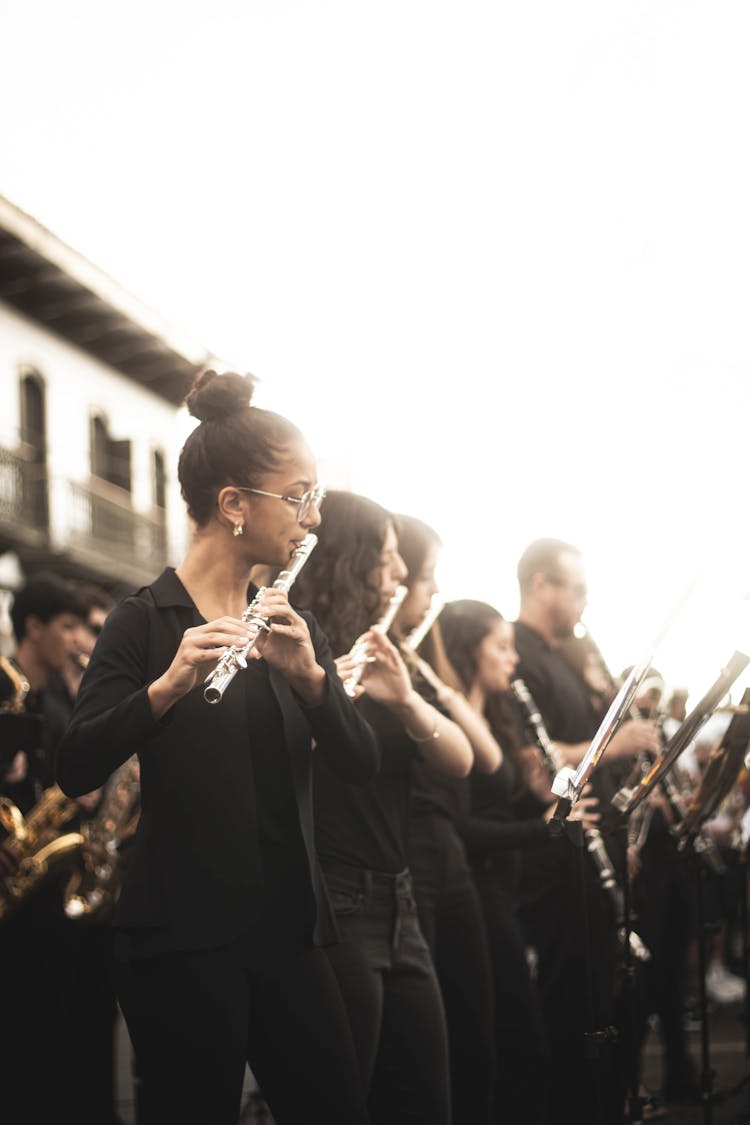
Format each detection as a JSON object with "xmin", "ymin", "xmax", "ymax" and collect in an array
[{"xmin": 0, "ymin": 195, "xmax": 225, "ymax": 609}]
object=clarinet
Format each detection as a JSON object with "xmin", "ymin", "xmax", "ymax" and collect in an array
[
  {"xmin": 203, "ymin": 533, "xmax": 318, "ymax": 704},
  {"xmin": 343, "ymin": 585, "xmax": 408, "ymax": 698},
  {"xmin": 511, "ymin": 678, "xmax": 650, "ymax": 962}
]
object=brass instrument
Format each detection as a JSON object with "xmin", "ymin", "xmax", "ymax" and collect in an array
[
  {"xmin": 511, "ymin": 678, "xmax": 650, "ymax": 962},
  {"xmin": 0, "ymin": 656, "xmax": 30, "ymax": 712},
  {"xmin": 204, "ymin": 533, "xmax": 318, "ymax": 703},
  {"xmin": 343, "ymin": 585, "xmax": 407, "ymax": 698},
  {"xmin": 0, "ymin": 785, "xmax": 83, "ymax": 921},
  {"xmin": 0, "ymin": 655, "xmax": 41, "ymax": 776},
  {"xmin": 64, "ymin": 755, "xmax": 140, "ymax": 920}
]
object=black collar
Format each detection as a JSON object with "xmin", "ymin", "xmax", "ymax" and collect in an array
[
  {"xmin": 145, "ymin": 568, "xmax": 259, "ymax": 612},
  {"xmin": 146, "ymin": 568, "xmax": 196, "ymax": 610},
  {"xmin": 514, "ymin": 619, "xmax": 553, "ymax": 653}
]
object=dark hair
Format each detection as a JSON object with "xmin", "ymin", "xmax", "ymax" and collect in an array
[
  {"xmin": 292, "ymin": 490, "xmax": 392, "ymax": 656},
  {"xmin": 440, "ymin": 599, "xmax": 519, "ymax": 755},
  {"xmin": 178, "ymin": 369, "xmax": 303, "ymax": 525},
  {"xmin": 393, "ymin": 514, "xmax": 441, "ymax": 582},
  {"xmin": 11, "ymin": 574, "xmax": 83, "ymax": 642},
  {"xmin": 517, "ymin": 538, "xmax": 581, "ymax": 594},
  {"xmin": 74, "ymin": 582, "xmax": 115, "ymax": 618},
  {"xmin": 393, "ymin": 513, "xmax": 460, "ymax": 691},
  {"xmin": 439, "ymin": 600, "xmax": 504, "ymax": 692}
]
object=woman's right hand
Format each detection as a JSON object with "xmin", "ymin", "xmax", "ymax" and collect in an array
[
  {"xmin": 356, "ymin": 630, "xmax": 413, "ymax": 707},
  {"xmin": 149, "ymin": 618, "xmax": 253, "ymax": 714}
]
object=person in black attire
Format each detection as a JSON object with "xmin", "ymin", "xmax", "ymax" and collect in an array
[
  {"xmin": 293, "ymin": 490, "xmax": 473, "ymax": 1125},
  {"xmin": 512, "ymin": 539, "xmax": 660, "ymax": 1125},
  {"xmin": 439, "ymin": 598, "xmax": 560, "ymax": 1123},
  {"xmin": 56, "ymin": 370, "xmax": 380, "ymax": 1125},
  {"xmin": 0, "ymin": 573, "xmax": 84, "ymax": 1122},
  {"xmin": 45, "ymin": 583, "xmax": 127, "ymax": 1125},
  {"xmin": 626, "ymin": 674, "xmax": 698, "ymax": 1108},
  {"xmin": 394, "ymin": 515, "xmax": 502, "ymax": 1125}
]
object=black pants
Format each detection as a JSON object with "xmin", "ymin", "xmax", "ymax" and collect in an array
[
  {"xmin": 520, "ymin": 833, "xmax": 621, "ymax": 1125},
  {"xmin": 473, "ymin": 867, "xmax": 549, "ymax": 1124},
  {"xmin": 409, "ymin": 817, "xmax": 495, "ymax": 1125},
  {"xmin": 323, "ymin": 863, "xmax": 451, "ymax": 1125},
  {"xmin": 116, "ymin": 938, "xmax": 368, "ymax": 1125},
  {"xmin": 633, "ymin": 828, "xmax": 695, "ymax": 1094},
  {"xmin": 1, "ymin": 886, "xmax": 79, "ymax": 1123}
]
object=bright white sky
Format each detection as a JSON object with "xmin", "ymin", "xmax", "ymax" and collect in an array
[{"xmin": 3, "ymin": 1, "xmax": 750, "ymax": 699}]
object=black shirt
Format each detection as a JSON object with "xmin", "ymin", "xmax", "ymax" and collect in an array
[
  {"xmin": 513, "ymin": 621, "xmax": 601, "ymax": 745},
  {"xmin": 513, "ymin": 620, "xmax": 624, "ymax": 900},
  {"xmin": 314, "ymin": 695, "xmax": 417, "ymax": 874},
  {"xmin": 56, "ymin": 568, "xmax": 380, "ymax": 956}
]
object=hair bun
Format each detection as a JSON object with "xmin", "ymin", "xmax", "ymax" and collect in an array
[{"xmin": 185, "ymin": 369, "xmax": 256, "ymax": 422}]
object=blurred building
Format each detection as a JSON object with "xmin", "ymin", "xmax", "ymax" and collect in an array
[{"xmin": 0, "ymin": 193, "xmax": 226, "ymax": 622}]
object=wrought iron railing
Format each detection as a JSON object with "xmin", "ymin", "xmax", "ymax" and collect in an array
[
  {"xmin": 0, "ymin": 443, "xmax": 48, "ymax": 533},
  {"xmin": 66, "ymin": 477, "xmax": 167, "ymax": 574}
]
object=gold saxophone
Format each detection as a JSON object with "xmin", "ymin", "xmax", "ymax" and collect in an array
[
  {"xmin": 64, "ymin": 755, "xmax": 140, "ymax": 920},
  {"xmin": 0, "ymin": 656, "xmax": 30, "ymax": 713},
  {"xmin": 0, "ymin": 785, "xmax": 83, "ymax": 922}
]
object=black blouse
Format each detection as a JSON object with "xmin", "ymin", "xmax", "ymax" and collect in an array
[
  {"xmin": 314, "ymin": 696, "xmax": 418, "ymax": 875},
  {"xmin": 56, "ymin": 568, "xmax": 379, "ymax": 956}
]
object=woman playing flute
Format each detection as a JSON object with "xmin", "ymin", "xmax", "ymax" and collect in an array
[
  {"xmin": 57, "ymin": 370, "xmax": 379, "ymax": 1125},
  {"xmin": 292, "ymin": 489, "xmax": 472, "ymax": 1125}
]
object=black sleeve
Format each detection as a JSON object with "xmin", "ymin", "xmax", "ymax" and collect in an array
[
  {"xmin": 287, "ymin": 610, "xmax": 380, "ymax": 785},
  {"xmin": 457, "ymin": 811, "xmax": 550, "ymax": 856},
  {"xmin": 56, "ymin": 597, "xmax": 163, "ymax": 796}
]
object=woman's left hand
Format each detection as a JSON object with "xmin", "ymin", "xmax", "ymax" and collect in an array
[{"xmin": 252, "ymin": 590, "xmax": 325, "ymax": 701}]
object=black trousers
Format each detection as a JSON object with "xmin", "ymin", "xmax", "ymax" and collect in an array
[
  {"xmin": 1, "ymin": 886, "xmax": 79, "ymax": 1123},
  {"xmin": 116, "ymin": 937, "xmax": 368, "ymax": 1125},
  {"xmin": 520, "ymin": 834, "xmax": 622, "ymax": 1125},
  {"xmin": 323, "ymin": 863, "xmax": 451, "ymax": 1125},
  {"xmin": 633, "ymin": 828, "xmax": 695, "ymax": 1093},
  {"xmin": 409, "ymin": 818, "xmax": 495, "ymax": 1125},
  {"xmin": 473, "ymin": 867, "xmax": 549, "ymax": 1124}
]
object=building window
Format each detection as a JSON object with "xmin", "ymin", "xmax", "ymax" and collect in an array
[
  {"xmin": 91, "ymin": 414, "xmax": 132, "ymax": 494},
  {"xmin": 152, "ymin": 448, "xmax": 166, "ymax": 510},
  {"xmin": 19, "ymin": 369, "xmax": 48, "ymax": 529}
]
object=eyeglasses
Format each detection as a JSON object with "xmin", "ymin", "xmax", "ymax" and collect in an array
[{"xmin": 236, "ymin": 484, "xmax": 326, "ymax": 524}]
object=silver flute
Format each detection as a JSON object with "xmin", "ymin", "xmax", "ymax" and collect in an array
[
  {"xmin": 344, "ymin": 585, "xmax": 408, "ymax": 698},
  {"xmin": 203, "ymin": 533, "xmax": 318, "ymax": 704},
  {"xmin": 511, "ymin": 678, "xmax": 650, "ymax": 962},
  {"xmin": 401, "ymin": 595, "xmax": 444, "ymax": 654}
]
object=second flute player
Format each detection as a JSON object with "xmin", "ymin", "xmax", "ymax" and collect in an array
[{"xmin": 56, "ymin": 370, "xmax": 379, "ymax": 1125}]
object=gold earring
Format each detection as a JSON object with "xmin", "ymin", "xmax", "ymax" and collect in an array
[{"xmin": 233, "ymin": 522, "xmax": 244, "ymax": 537}]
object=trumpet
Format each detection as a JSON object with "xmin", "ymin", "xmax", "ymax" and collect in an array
[
  {"xmin": 343, "ymin": 585, "xmax": 408, "ymax": 698},
  {"xmin": 203, "ymin": 533, "xmax": 318, "ymax": 704}
]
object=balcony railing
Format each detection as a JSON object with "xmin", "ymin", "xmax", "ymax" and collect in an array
[
  {"xmin": 66, "ymin": 478, "xmax": 167, "ymax": 576},
  {"xmin": 0, "ymin": 443, "xmax": 49, "ymax": 536}
]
